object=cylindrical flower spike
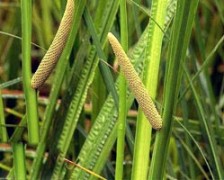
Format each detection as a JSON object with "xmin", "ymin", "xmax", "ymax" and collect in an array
[
  {"xmin": 31, "ymin": 0, "xmax": 74, "ymax": 89},
  {"xmin": 108, "ymin": 32, "xmax": 162, "ymax": 130}
]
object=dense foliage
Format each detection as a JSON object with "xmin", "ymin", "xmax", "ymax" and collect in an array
[{"xmin": 0, "ymin": 0, "xmax": 223, "ymax": 179}]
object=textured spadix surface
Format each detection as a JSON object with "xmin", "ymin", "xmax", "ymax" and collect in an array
[
  {"xmin": 31, "ymin": 0, "xmax": 74, "ymax": 89},
  {"xmin": 108, "ymin": 32, "xmax": 162, "ymax": 130}
]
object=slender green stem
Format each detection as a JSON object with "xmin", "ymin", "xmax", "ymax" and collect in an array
[
  {"xmin": 131, "ymin": 0, "xmax": 167, "ymax": 179},
  {"xmin": 12, "ymin": 142, "xmax": 26, "ymax": 180},
  {"xmin": 21, "ymin": 0, "xmax": 39, "ymax": 145},
  {"xmin": 115, "ymin": 0, "xmax": 128, "ymax": 179},
  {"xmin": 0, "ymin": 90, "xmax": 8, "ymax": 142},
  {"xmin": 149, "ymin": 0, "xmax": 199, "ymax": 178}
]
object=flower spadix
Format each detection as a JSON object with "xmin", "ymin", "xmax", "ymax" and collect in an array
[
  {"xmin": 31, "ymin": 0, "xmax": 74, "ymax": 89},
  {"xmin": 107, "ymin": 32, "xmax": 162, "ymax": 130}
]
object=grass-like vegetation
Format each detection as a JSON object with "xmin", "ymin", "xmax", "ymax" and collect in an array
[{"xmin": 0, "ymin": 0, "xmax": 223, "ymax": 179}]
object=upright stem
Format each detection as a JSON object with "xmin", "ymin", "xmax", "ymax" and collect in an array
[
  {"xmin": 21, "ymin": 0, "xmax": 39, "ymax": 145},
  {"xmin": 115, "ymin": 0, "xmax": 128, "ymax": 179},
  {"xmin": 149, "ymin": 1, "xmax": 199, "ymax": 178},
  {"xmin": 131, "ymin": 0, "xmax": 167, "ymax": 179},
  {"xmin": 13, "ymin": 143, "xmax": 26, "ymax": 180}
]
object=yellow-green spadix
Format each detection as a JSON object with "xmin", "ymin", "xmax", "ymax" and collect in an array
[
  {"xmin": 107, "ymin": 32, "xmax": 162, "ymax": 130},
  {"xmin": 31, "ymin": 0, "xmax": 74, "ymax": 89}
]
